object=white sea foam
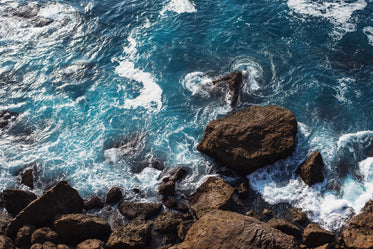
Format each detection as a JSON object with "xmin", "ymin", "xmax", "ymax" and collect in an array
[
  {"xmin": 231, "ymin": 57, "xmax": 262, "ymax": 92},
  {"xmin": 182, "ymin": 72, "xmax": 214, "ymax": 97},
  {"xmin": 161, "ymin": 0, "xmax": 197, "ymax": 15},
  {"xmin": 363, "ymin": 26, "xmax": 373, "ymax": 46}
]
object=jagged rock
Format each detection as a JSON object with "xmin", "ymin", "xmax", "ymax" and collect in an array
[
  {"xmin": 6, "ymin": 181, "xmax": 84, "ymax": 239},
  {"xmin": 289, "ymin": 208, "xmax": 308, "ymax": 225},
  {"xmin": 15, "ymin": 225, "xmax": 35, "ymax": 246},
  {"xmin": 84, "ymin": 197, "xmax": 104, "ymax": 210},
  {"xmin": 118, "ymin": 202, "xmax": 161, "ymax": 220},
  {"xmin": 42, "ymin": 241, "xmax": 57, "ymax": 249},
  {"xmin": 0, "ymin": 215, "xmax": 11, "ymax": 235},
  {"xmin": 169, "ymin": 210, "xmax": 299, "ymax": 249},
  {"xmin": 31, "ymin": 227, "xmax": 58, "ymax": 244},
  {"xmin": 177, "ymin": 220, "xmax": 194, "ymax": 241},
  {"xmin": 21, "ymin": 169, "xmax": 34, "ymax": 189},
  {"xmin": 246, "ymin": 210, "xmax": 261, "ymax": 220},
  {"xmin": 3, "ymin": 189, "xmax": 36, "ymax": 216},
  {"xmin": 164, "ymin": 197, "xmax": 177, "ymax": 209},
  {"xmin": 153, "ymin": 212, "xmax": 184, "ymax": 234},
  {"xmin": 212, "ymin": 71, "xmax": 243, "ymax": 106},
  {"xmin": 30, "ymin": 243, "xmax": 43, "ymax": 249},
  {"xmin": 267, "ymin": 218, "xmax": 301, "ymax": 239},
  {"xmin": 168, "ymin": 167, "xmax": 187, "ymax": 182},
  {"xmin": 362, "ymin": 200, "xmax": 373, "ymax": 213},
  {"xmin": 159, "ymin": 180, "xmax": 175, "ymax": 197},
  {"xmin": 296, "ymin": 152, "xmax": 325, "ymax": 186},
  {"xmin": 106, "ymin": 217, "xmax": 152, "ymax": 249},
  {"xmin": 105, "ymin": 187, "xmax": 122, "ymax": 204},
  {"xmin": 175, "ymin": 202, "xmax": 189, "ymax": 213},
  {"xmin": 189, "ymin": 177, "xmax": 234, "ymax": 218},
  {"xmin": 303, "ymin": 223, "xmax": 334, "ymax": 248},
  {"xmin": 197, "ymin": 105, "xmax": 297, "ymax": 174},
  {"xmin": 76, "ymin": 239, "xmax": 106, "ymax": 249},
  {"xmin": 54, "ymin": 214, "xmax": 111, "ymax": 244},
  {"xmin": 263, "ymin": 208, "xmax": 274, "ymax": 219},
  {"xmin": 0, "ymin": 110, "xmax": 18, "ymax": 130},
  {"xmin": 0, "ymin": 235, "xmax": 16, "ymax": 249}
]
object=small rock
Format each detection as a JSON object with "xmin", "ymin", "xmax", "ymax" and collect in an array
[
  {"xmin": 3, "ymin": 189, "xmax": 37, "ymax": 216},
  {"xmin": 0, "ymin": 216, "xmax": 11, "ymax": 235},
  {"xmin": 105, "ymin": 187, "xmax": 122, "ymax": 204},
  {"xmin": 164, "ymin": 197, "xmax": 177, "ymax": 209},
  {"xmin": 175, "ymin": 202, "xmax": 189, "ymax": 213},
  {"xmin": 43, "ymin": 241, "xmax": 57, "ymax": 249},
  {"xmin": 263, "ymin": 208, "xmax": 274, "ymax": 219},
  {"xmin": 84, "ymin": 197, "xmax": 104, "ymax": 210},
  {"xmin": 153, "ymin": 212, "xmax": 184, "ymax": 234},
  {"xmin": 170, "ymin": 167, "xmax": 187, "ymax": 182},
  {"xmin": 30, "ymin": 243, "xmax": 43, "ymax": 249},
  {"xmin": 177, "ymin": 220, "xmax": 194, "ymax": 241},
  {"xmin": 76, "ymin": 239, "xmax": 106, "ymax": 249},
  {"xmin": 296, "ymin": 151, "xmax": 325, "ymax": 186},
  {"xmin": 267, "ymin": 218, "xmax": 302, "ymax": 239},
  {"xmin": 31, "ymin": 227, "xmax": 58, "ymax": 244},
  {"xmin": 0, "ymin": 235, "xmax": 16, "ymax": 249},
  {"xmin": 245, "ymin": 210, "xmax": 261, "ymax": 220},
  {"xmin": 235, "ymin": 181, "xmax": 250, "ymax": 198},
  {"xmin": 159, "ymin": 181, "xmax": 175, "ymax": 197},
  {"xmin": 15, "ymin": 225, "xmax": 35, "ymax": 246},
  {"xmin": 118, "ymin": 202, "xmax": 162, "ymax": 220},
  {"xmin": 303, "ymin": 223, "xmax": 335, "ymax": 248},
  {"xmin": 289, "ymin": 208, "xmax": 308, "ymax": 225},
  {"xmin": 212, "ymin": 71, "xmax": 243, "ymax": 106},
  {"xmin": 21, "ymin": 169, "xmax": 34, "ymax": 189}
]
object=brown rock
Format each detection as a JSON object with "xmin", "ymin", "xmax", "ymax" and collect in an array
[
  {"xmin": 296, "ymin": 151, "xmax": 325, "ymax": 186},
  {"xmin": 362, "ymin": 200, "xmax": 373, "ymax": 213},
  {"xmin": 43, "ymin": 241, "xmax": 57, "ymax": 249},
  {"xmin": 76, "ymin": 239, "xmax": 106, "ymax": 249},
  {"xmin": 169, "ymin": 167, "xmax": 187, "ymax": 182},
  {"xmin": 0, "ymin": 235, "xmax": 16, "ymax": 249},
  {"xmin": 267, "ymin": 218, "xmax": 301, "ymax": 239},
  {"xmin": 177, "ymin": 220, "xmax": 194, "ymax": 241},
  {"xmin": 315, "ymin": 244, "xmax": 332, "ymax": 249},
  {"xmin": 3, "ymin": 189, "xmax": 37, "ymax": 216},
  {"xmin": 169, "ymin": 210, "xmax": 298, "ymax": 249},
  {"xmin": 175, "ymin": 202, "xmax": 189, "ymax": 213},
  {"xmin": 15, "ymin": 225, "xmax": 35, "ymax": 246},
  {"xmin": 56, "ymin": 245, "xmax": 71, "ymax": 249},
  {"xmin": 31, "ymin": 243, "xmax": 43, "ymax": 249},
  {"xmin": 212, "ymin": 71, "xmax": 243, "ymax": 106},
  {"xmin": 159, "ymin": 180, "xmax": 175, "ymax": 197},
  {"xmin": 31, "ymin": 227, "xmax": 58, "ymax": 244},
  {"xmin": 106, "ymin": 217, "xmax": 152, "ymax": 249},
  {"xmin": 303, "ymin": 223, "xmax": 334, "ymax": 248},
  {"xmin": 197, "ymin": 105, "xmax": 297, "ymax": 174},
  {"xmin": 0, "ymin": 216, "xmax": 11, "ymax": 235},
  {"xmin": 245, "ymin": 210, "xmax": 261, "ymax": 220},
  {"xmin": 153, "ymin": 212, "xmax": 184, "ymax": 234},
  {"xmin": 289, "ymin": 208, "xmax": 308, "ymax": 225},
  {"xmin": 118, "ymin": 202, "xmax": 161, "ymax": 220},
  {"xmin": 21, "ymin": 169, "xmax": 34, "ymax": 189},
  {"xmin": 263, "ymin": 208, "xmax": 274, "ymax": 219},
  {"xmin": 164, "ymin": 197, "xmax": 177, "ymax": 209},
  {"xmin": 84, "ymin": 197, "xmax": 104, "ymax": 210},
  {"xmin": 105, "ymin": 187, "xmax": 122, "ymax": 204},
  {"xmin": 189, "ymin": 177, "xmax": 234, "ymax": 218},
  {"xmin": 6, "ymin": 181, "xmax": 84, "ymax": 239},
  {"xmin": 53, "ymin": 214, "xmax": 111, "ymax": 244}
]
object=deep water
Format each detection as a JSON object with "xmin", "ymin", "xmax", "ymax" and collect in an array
[{"xmin": 0, "ymin": 0, "xmax": 372, "ymax": 231}]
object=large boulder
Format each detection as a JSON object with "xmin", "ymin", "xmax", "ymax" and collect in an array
[
  {"xmin": 153, "ymin": 212, "xmax": 184, "ymax": 234},
  {"xmin": 6, "ymin": 181, "xmax": 84, "ymax": 239},
  {"xmin": 0, "ymin": 235, "xmax": 15, "ymax": 249},
  {"xmin": 118, "ymin": 202, "xmax": 161, "ymax": 220},
  {"xmin": 296, "ymin": 151, "xmax": 325, "ymax": 186},
  {"xmin": 105, "ymin": 187, "xmax": 122, "ymax": 204},
  {"xmin": 84, "ymin": 197, "xmax": 104, "ymax": 210},
  {"xmin": 197, "ymin": 105, "xmax": 297, "ymax": 174},
  {"xmin": 54, "ymin": 214, "xmax": 111, "ymax": 244},
  {"xmin": 303, "ymin": 223, "xmax": 334, "ymax": 248},
  {"xmin": 31, "ymin": 227, "xmax": 58, "ymax": 244},
  {"xmin": 3, "ymin": 189, "xmax": 36, "ymax": 216},
  {"xmin": 212, "ymin": 71, "xmax": 243, "ymax": 106},
  {"xmin": 189, "ymin": 177, "xmax": 234, "ymax": 218},
  {"xmin": 169, "ymin": 210, "xmax": 298, "ymax": 249}
]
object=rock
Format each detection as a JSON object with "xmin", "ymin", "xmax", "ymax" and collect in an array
[
  {"xmin": 212, "ymin": 71, "xmax": 243, "ymax": 106},
  {"xmin": 15, "ymin": 225, "xmax": 35, "ymax": 246},
  {"xmin": 246, "ymin": 210, "xmax": 261, "ymax": 220},
  {"xmin": 0, "ymin": 235, "xmax": 16, "ymax": 249},
  {"xmin": 105, "ymin": 187, "xmax": 122, "ymax": 204},
  {"xmin": 169, "ymin": 167, "xmax": 187, "ymax": 182},
  {"xmin": 177, "ymin": 220, "xmax": 194, "ymax": 241},
  {"xmin": 296, "ymin": 152, "xmax": 325, "ymax": 186},
  {"xmin": 6, "ymin": 181, "xmax": 84, "ymax": 239},
  {"xmin": 53, "ymin": 214, "xmax": 111, "ymax": 244},
  {"xmin": 31, "ymin": 243, "xmax": 43, "ymax": 249},
  {"xmin": 106, "ymin": 217, "xmax": 152, "ymax": 249},
  {"xmin": 315, "ymin": 244, "xmax": 332, "ymax": 249},
  {"xmin": 31, "ymin": 17, "xmax": 53, "ymax": 27},
  {"xmin": 21, "ymin": 169, "xmax": 34, "ymax": 189},
  {"xmin": 234, "ymin": 181, "xmax": 250, "ymax": 198},
  {"xmin": 197, "ymin": 105, "xmax": 297, "ymax": 174},
  {"xmin": 169, "ymin": 210, "xmax": 298, "ymax": 249},
  {"xmin": 31, "ymin": 227, "xmax": 58, "ymax": 244},
  {"xmin": 303, "ymin": 223, "xmax": 334, "ymax": 248},
  {"xmin": 43, "ymin": 241, "xmax": 57, "ymax": 249},
  {"xmin": 362, "ymin": 200, "xmax": 373, "ymax": 213},
  {"xmin": 267, "ymin": 218, "xmax": 301, "ymax": 239},
  {"xmin": 3, "ymin": 189, "xmax": 37, "ymax": 216},
  {"xmin": 164, "ymin": 197, "xmax": 177, "ymax": 209},
  {"xmin": 175, "ymin": 202, "xmax": 189, "ymax": 213},
  {"xmin": 118, "ymin": 202, "xmax": 162, "ymax": 220},
  {"xmin": 263, "ymin": 208, "xmax": 274, "ymax": 219},
  {"xmin": 289, "ymin": 208, "xmax": 308, "ymax": 225},
  {"xmin": 159, "ymin": 180, "xmax": 175, "ymax": 197},
  {"xmin": 84, "ymin": 197, "xmax": 104, "ymax": 210},
  {"xmin": 76, "ymin": 239, "xmax": 106, "ymax": 249},
  {"xmin": 189, "ymin": 177, "xmax": 234, "ymax": 218},
  {"xmin": 0, "ymin": 216, "xmax": 11, "ymax": 235},
  {"xmin": 0, "ymin": 110, "xmax": 18, "ymax": 130},
  {"xmin": 153, "ymin": 212, "xmax": 184, "ymax": 234},
  {"xmin": 57, "ymin": 245, "xmax": 71, "ymax": 249}
]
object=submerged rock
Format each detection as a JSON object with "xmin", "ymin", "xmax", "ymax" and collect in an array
[
  {"xmin": 3, "ymin": 189, "xmax": 36, "ymax": 217},
  {"xmin": 11, "ymin": 5, "xmax": 53, "ymax": 27},
  {"xmin": 296, "ymin": 151, "xmax": 325, "ymax": 186},
  {"xmin": 212, "ymin": 71, "xmax": 243, "ymax": 106},
  {"xmin": 118, "ymin": 202, "xmax": 162, "ymax": 220},
  {"xmin": 197, "ymin": 105, "xmax": 297, "ymax": 174}
]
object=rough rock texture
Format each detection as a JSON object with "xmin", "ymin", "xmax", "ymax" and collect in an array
[
  {"xmin": 42, "ymin": 241, "xmax": 57, "ymax": 249},
  {"xmin": 0, "ymin": 216, "xmax": 11, "ymax": 235},
  {"xmin": 57, "ymin": 245, "xmax": 71, "ymax": 249},
  {"xmin": 289, "ymin": 208, "xmax": 308, "ymax": 225},
  {"xmin": 105, "ymin": 187, "xmax": 122, "ymax": 204},
  {"xmin": 159, "ymin": 180, "xmax": 175, "ymax": 197},
  {"xmin": 296, "ymin": 151, "xmax": 325, "ymax": 186},
  {"xmin": 84, "ymin": 197, "xmax": 104, "ymax": 210},
  {"xmin": 189, "ymin": 177, "xmax": 234, "ymax": 218},
  {"xmin": 6, "ymin": 181, "xmax": 84, "ymax": 239},
  {"xmin": 303, "ymin": 223, "xmax": 334, "ymax": 248},
  {"xmin": 267, "ymin": 218, "xmax": 301, "ymax": 239},
  {"xmin": 164, "ymin": 197, "xmax": 177, "ymax": 209},
  {"xmin": 3, "ymin": 189, "xmax": 37, "ymax": 216},
  {"xmin": 106, "ymin": 217, "xmax": 152, "ymax": 249},
  {"xmin": 15, "ymin": 225, "xmax": 35, "ymax": 246},
  {"xmin": 169, "ymin": 210, "xmax": 298, "ymax": 249},
  {"xmin": 153, "ymin": 212, "xmax": 184, "ymax": 234},
  {"xmin": 177, "ymin": 220, "xmax": 194, "ymax": 241},
  {"xmin": 54, "ymin": 214, "xmax": 111, "ymax": 244},
  {"xmin": 197, "ymin": 105, "xmax": 297, "ymax": 174},
  {"xmin": 31, "ymin": 227, "xmax": 58, "ymax": 244},
  {"xmin": 76, "ymin": 239, "xmax": 106, "ymax": 249},
  {"xmin": 21, "ymin": 169, "xmax": 34, "ymax": 189},
  {"xmin": 118, "ymin": 202, "xmax": 162, "ymax": 220},
  {"xmin": 30, "ymin": 243, "xmax": 43, "ymax": 249},
  {"xmin": 212, "ymin": 71, "xmax": 243, "ymax": 106},
  {"xmin": 0, "ymin": 235, "xmax": 16, "ymax": 249}
]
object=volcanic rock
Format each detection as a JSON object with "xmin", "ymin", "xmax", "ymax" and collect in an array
[
  {"xmin": 303, "ymin": 223, "xmax": 334, "ymax": 248},
  {"xmin": 296, "ymin": 151, "xmax": 325, "ymax": 186},
  {"xmin": 3, "ymin": 189, "xmax": 36, "ymax": 216},
  {"xmin": 76, "ymin": 239, "xmax": 106, "ymax": 249},
  {"xmin": 0, "ymin": 235, "xmax": 16, "ymax": 249},
  {"xmin": 31, "ymin": 227, "xmax": 58, "ymax": 244},
  {"xmin": 105, "ymin": 187, "xmax": 122, "ymax": 204},
  {"xmin": 197, "ymin": 105, "xmax": 297, "ymax": 174},
  {"xmin": 118, "ymin": 201, "xmax": 161, "ymax": 220},
  {"xmin": 84, "ymin": 197, "xmax": 104, "ymax": 210},
  {"xmin": 188, "ymin": 177, "xmax": 234, "ymax": 218},
  {"xmin": 21, "ymin": 169, "xmax": 34, "ymax": 189},
  {"xmin": 15, "ymin": 225, "xmax": 35, "ymax": 246},
  {"xmin": 267, "ymin": 218, "xmax": 301, "ymax": 239},
  {"xmin": 153, "ymin": 212, "xmax": 184, "ymax": 234},
  {"xmin": 169, "ymin": 210, "xmax": 299, "ymax": 249},
  {"xmin": 212, "ymin": 71, "xmax": 243, "ymax": 106}
]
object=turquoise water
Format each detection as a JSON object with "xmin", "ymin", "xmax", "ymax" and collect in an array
[{"xmin": 0, "ymin": 0, "xmax": 372, "ymax": 231}]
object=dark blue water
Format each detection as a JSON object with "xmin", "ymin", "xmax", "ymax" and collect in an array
[{"xmin": 0, "ymin": 0, "xmax": 372, "ymax": 231}]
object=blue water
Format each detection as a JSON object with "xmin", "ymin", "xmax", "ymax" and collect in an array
[{"xmin": 0, "ymin": 0, "xmax": 372, "ymax": 231}]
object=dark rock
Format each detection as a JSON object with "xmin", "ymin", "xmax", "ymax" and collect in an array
[
  {"xmin": 262, "ymin": 208, "xmax": 274, "ymax": 219},
  {"xmin": 118, "ymin": 202, "xmax": 162, "ymax": 220},
  {"xmin": 296, "ymin": 152, "xmax": 325, "ymax": 186},
  {"xmin": 267, "ymin": 218, "xmax": 302, "ymax": 239},
  {"xmin": 106, "ymin": 217, "xmax": 152, "ymax": 249},
  {"xmin": 42, "ymin": 241, "xmax": 57, "ymax": 249},
  {"xmin": 84, "ymin": 197, "xmax": 104, "ymax": 210},
  {"xmin": 105, "ymin": 187, "xmax": 122, "ymax": 204},
  {"xmin": 53, "ymin": 214, "xmax": 111, "ymax": 244},
  {"xmin": 246, "ymin": 210, "xmax": 261, "ymax": 220},
  {"xmin": 76, "ymin": 239, "xmax": 106, "ymax": 249},
  {"xmin": 303, "ymin": 223, "xmax": 334, "ymax": 248},
  {"xmin": 0, "ymin": 110, "xmax": 18, "ymax": 130},
  {"xmin": 153, "ymin": 212, "xmax": 184, "ymax": 234},
  {"xmin": 15, "ymin": 225, "xmax": 35, "ymax": 246},
  {"xmin": 6, "ymin": 181, "xmax": 84, "ymax": 239},
  {"xmin": 31, "ymin": 227, "xmax": 58, "ymax": 244},
  {"xmin": 169, "ymin": 167, "xmax": 187, "ymax": 182},
  {"xmin": 169, "ymin": 210, "xmax": 299, "ymax": 249},
  {"xmin": 289, "ymin": 208, "xmax": 308, "ymax": 225},
  {"xmin": 0, "ymin": 235, "xmax": 16, "ymax": 249},
  {"xmin": 57, "ymin": 244, "xmax": 71, "ymax": 249},
  {"xmin": 189, "ymin": 177, "xmax": 234, "ymax": 218},
  {"xmin": 197, "ymin": 105, "xmax": 297, "ymax": 174},
  {"xmin": 177, "ymin": 220, "xmax": 194, "ymax": 241},
  {"xmin": 212, "ymin": 71, "xmax": 243, "ymax": 106},
  {"xmin": 31, "ymin": 17, "xmax": 53, "ymax": 27},
  {"xmin": 175, "ymin": 202, "xmax": 189, "ymax": 213},
  {"xmin": 362, "ymin": 200, "xmax": 373, "ymax": 213},
  {"xmin": 3, "ymin": 189, "xmax": 36, "ymax": 216},
  {"xmin": 235, "ymin": 181, "xmax": 250, "ymax": 198},
  {"xmin": 0, "ymin": 216, "xmax": 11, "ymax": 235},
  {"xmin": 30, "ymin": 243, "xmax": 43, "ymax": 249},
  {"xmin": 12, "ymin": 6, "xmax": 39, "ymax": 18},
  {"xmin": 159, "ymin": 181, "xmax": 175, "ymax": 197},
  {"xmin": 21, "ymin": 169, "xmax": 34, "ymax": 189},
  {"xmin": 164, "ymin": 197, "xmax": 177, "ymax": 209}
]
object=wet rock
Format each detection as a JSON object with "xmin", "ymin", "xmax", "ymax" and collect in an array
[
  {"xmin": 169, "ymin": 210, "xmax": 299, "ymax": 249},
  {"xmin": 262, "ymin": 208, "xmax": 274, "ymax": 219},
  {"xmin": 159, "ymin": 180, "xmax": 175, "ymax": 197},
  {"xmin": 118, "ymin": 202, "xmax": 162, "ymax": 220},
  {"xmin": 189, "ymin": 177, "xmax": 234, "ymax": 218},
  {"xmin": 177, "ymin": 220, "xmax": 194, "ymax": 241},
  {"xmin": 153, "ymin": 212, "xmax": 184, "ymax": 234},
  {"xmin": 42, "ymin": 241, "xmax": 57, "ymax": 249},
  {"xmin": 168, "ymin": 167, "xmax": 187, "ymax": 182},
  {"xmin": 197, "ymin": 105, "xmax": 297, "ymax": 174},
  {"xmin": 31, "ymin": 227, "xmax": 58, "ymax": 244},
  {"xmin": 54, "ymin": 214, "xmax": 111, "ymax": 244},
  {"xmin": 164, "ymin": 197, "xmax": 177, "ymax": 209},
  {"xmin": 12, "ymin": 5, "xmax": 39, "ymax": 18},
  {"xmin": 0, "ymin": 215, "xmax": 11, "ymax": 235},
  {"xmin": 267, "ymin": 218, "xmax": 301, "ymax": 239},
  {"xmin": 303, "ymin": 223, "xmax": 334, "ymax": 248},
  {"xmin": 0, "ymin": 235, "xmax": 16, "ymax": 249},
  {"xmin": 212, "ymin": 71, "xmax": 243, "ymax": 106},
  {"xmin": 84, "ymin": 197, "xmax": 104, "ymax": 210},
  {"xmin": 362, "ymin": 199, "xmax": 373, "ymax": 213},
  {"xmin": 31, "ymin": 17, "xmax": 53, "ymax": 27},
  {"xmin": 105, "ymin": 187, "xmax": 122, "ymax": 204},
  {"xmin": 3, "ymin": 189, "xmax": 37, "ymax": 216},
  {"xmin": 0, "ymin": 110, "xmax": 18, "ymax": 130},
  {"xmin": 289, "ymin": 208, "xmax": 308, "ymax": 225},
  {"xmin": 296, "ymin": 151, "xmax": 325, "ymax": 186},
  {"xmin": 246, "ymin": 210, "xmax": 261, "ymax": 220},
  {"xmin": 106, "ymin": 217, "xmax": 152, "ymax": 249},
  {"xmin": 76, "ymin": 239, "xmax": 106, "ymax": 249},
  {"xmin": 6, "ymin": 181, "xmax": 84, "ymax": 239},
  {"xmin": 57, "ymin": 244, "xmax": 71, "ymax": 249},
  {"xmin": 21, "ymin": 169, "xmax": 34, "ymax": 189},
  {"xmin": 15, "ymin": 225, "xmax": 35, "ymax": 246}
]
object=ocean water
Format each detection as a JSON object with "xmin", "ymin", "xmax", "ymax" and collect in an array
[{"xmin": 0, "ymin": 0, "xmax": 372, "ymax": 231}]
